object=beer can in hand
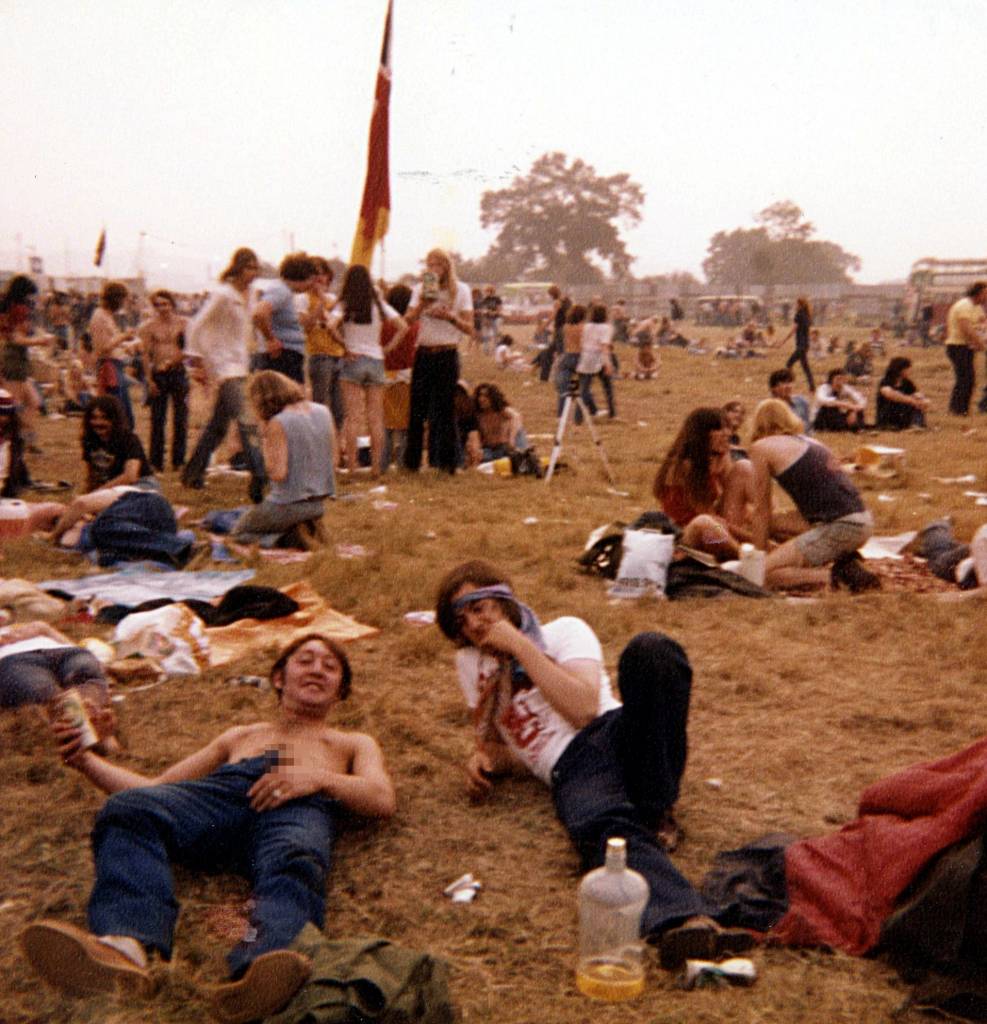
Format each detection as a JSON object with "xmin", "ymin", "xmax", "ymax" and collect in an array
[{"xmin": 53, "ymin": 688, "xmax": 99, "ymax": 753}]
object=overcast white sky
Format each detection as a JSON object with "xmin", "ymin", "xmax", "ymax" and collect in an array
[{"xmin": 3, "ymin": 0, "xmax": 985, "ymax": 289}]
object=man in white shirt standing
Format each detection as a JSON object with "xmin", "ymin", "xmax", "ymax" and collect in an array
[{"xmin": 181, "ymin": 248, "xmax": 266, "ymax": 503}]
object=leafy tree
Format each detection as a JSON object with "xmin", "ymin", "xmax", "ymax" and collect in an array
[
  {"xmin": 477, "ymin": 152, "xmax": 645, "ymax": 285},
  {"xmin": 703, "ymin": 202, "xmax": 860, "ymax": 289}
]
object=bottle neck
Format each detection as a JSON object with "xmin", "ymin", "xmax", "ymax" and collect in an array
[{"xmin": 604, "ymin": 839, "xmax": 627, "ymax": 872}]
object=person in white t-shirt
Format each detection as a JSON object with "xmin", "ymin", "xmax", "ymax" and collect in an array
[
  {"xmin": 435, "ymin": 560, "xmax": 755, "ymax": 969},
  {"xmin": 403, "ymin": 250, "xmax": 474, "ymax": 475},
  {"xmin": 329, "ymin": 265, "xmax": 406, "ymax": 478}
]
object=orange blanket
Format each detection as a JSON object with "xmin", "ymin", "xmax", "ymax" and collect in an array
[{"xmin": 206, "ymin": 581, "xmax": 378, "ymax": 667}]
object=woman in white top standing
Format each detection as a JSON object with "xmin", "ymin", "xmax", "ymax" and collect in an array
[
  {"xmin": 577, "ymin": 302, "xmax": 616, "ymax": 419},
  {"xmin": 403, "ymin": 249, "xmax": 474, "ymax": 475},
  {"xmin": 330, "ymin": 265, "xmax": 406, "ymax": 479}
]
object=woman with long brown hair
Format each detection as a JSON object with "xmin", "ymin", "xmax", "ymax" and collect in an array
[{"xmin": 653, "ymin": 407, "xmax": 753, "ymax": 559}]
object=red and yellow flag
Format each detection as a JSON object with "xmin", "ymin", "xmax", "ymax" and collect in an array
[{"xmin": 350, "ymin": 1, "xmax": 392, "ymax": 268}]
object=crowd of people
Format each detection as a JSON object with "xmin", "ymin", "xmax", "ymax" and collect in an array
[{"xmin": 3, "ymin": 256, "xmax": 987, "ymax": 1019}]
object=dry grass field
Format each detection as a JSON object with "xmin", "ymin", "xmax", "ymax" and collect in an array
[{"xmin": 2, "ymin": 323, "xmax": 987, "ymax": 1024}]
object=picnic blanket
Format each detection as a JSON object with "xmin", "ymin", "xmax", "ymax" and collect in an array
[
  {"xmin": 40, "ymin": 568, "xmax": 255, "ymax": 608},
  {"xmin": 206, "ymin": 581, "xmax": 378, "ymax": 667}
]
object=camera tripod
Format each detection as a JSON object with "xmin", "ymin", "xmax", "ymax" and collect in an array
[{"xmin": 545, "ymin": 377, "xmax": 616, "ymax": 485}]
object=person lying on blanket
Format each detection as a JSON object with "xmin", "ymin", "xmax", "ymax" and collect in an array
[{"xmin": 19, "ymin": 632, "xmax": 395, "ymax": 1024}]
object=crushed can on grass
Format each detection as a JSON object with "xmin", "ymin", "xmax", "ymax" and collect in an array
[{"xmin": 680, "ymin": 957, "xmax": 757, "ymax": 990}]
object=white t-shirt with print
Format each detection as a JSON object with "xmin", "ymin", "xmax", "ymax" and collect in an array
[{"xmin": 456, "ymin": 616, "xmax": 621, "ymax": 785}]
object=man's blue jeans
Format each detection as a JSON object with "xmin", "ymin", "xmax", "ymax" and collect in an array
[
  {"xmin": 183, "ymin": 377, "xmax": 265, "ymax": 492},
  {"xmin": 551, "ymin": 632, "xmax": 709, "ymax": 937},
  {"xmin": 88, "ymin": 753, "xmax": 336, "ymax": 978}
]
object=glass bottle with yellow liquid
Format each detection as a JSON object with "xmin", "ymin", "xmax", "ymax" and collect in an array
[{"xmin": 576, "ymin": 836, "xmax": 649, "ymax": 1001}]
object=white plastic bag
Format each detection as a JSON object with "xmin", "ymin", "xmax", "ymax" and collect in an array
[
  {"xmin": 607, "ymin": 529, "xmax": 674, "ymax": 599},
  {"xmin": 113, "ymin": 604, "xmax": 210, "ymax": 677}
]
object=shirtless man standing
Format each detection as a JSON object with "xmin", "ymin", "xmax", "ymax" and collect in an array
[
  {"xmin": 89, "ymin": 281, "xmax": 137, "ymax": 427},
  {"xmin": 19, "ymin": 633, "xmax": 396, "ymax": 1024},
  {"xmin": 139, "ymin": 289, "xmax": 189, "ymax": 471}
]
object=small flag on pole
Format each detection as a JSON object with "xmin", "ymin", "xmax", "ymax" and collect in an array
[
  {"xmin": 93, "ymin": 228, "xmax": 106, "ymax": 268},
  {"xmin": 350, "ymin": 0, "xmax": 392, "ymax": 268}
]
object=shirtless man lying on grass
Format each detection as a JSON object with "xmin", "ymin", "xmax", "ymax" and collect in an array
[{"xmin": 19, "ymin": 632, "xmax": 396, "ymax": 1024}]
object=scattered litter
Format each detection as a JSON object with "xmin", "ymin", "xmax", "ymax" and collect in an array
[
  {"xmin": 934, "ymin": 474, "xmax": 977, "ymax": 484},
  {"xmin": 373, "ymin": 500, "xmax": 399, "ymax": 511},
  {"xmin": 444, "ymin": 873, "xmax": 481, "ymax": 903},
  {"xmin": 523, "ymin": 516, "xmax": 539, "ymax": 525},
  {"xmin": 680, "ymin": 958, "xmax": 757, "ymax": 990},
  {"xmin": 918, "ymin": 493, "xmax": 932, "ymax": 499},
  {"xmin": 854, "ymin": 444, "xmax": 906, "ymax": 478},
  {"xmin": 403, "ymin": 610, "xmax": 435, "ymax": 627},
  {"xmin": 859, "ymin": 532, "xmax": 917, "ymax": 561},
  {"xmin": 424, "ymin": 531, "xmax": 438, "ymax": 539},
  {"xmin": 0, "ymin": 899, "xmax": 19, "ymax": 913},
  {"xmin": 963, "ymin": 491, "xmax": 987, "ymax": 499},
  {"xmin": 336, "ymin": 543, "xmax": 369, "ymax": 559},
  {"xmin": 705, "ymin": 778, "xmax": 723, "ymax": 789},
  {"xmin": 877, "ymin": 493, "xmax": 896, "ymax": 503},
  {"xmin": 368, "ymin": 485, "xmax": 388, "ymax": 494},
  {"xmin": 963, "ymin": 429, "xmax": 977, "ymax": 436},
  {"xmin": 637, "ymin": 420, "xmax": 649, "ymax": 427},
  {"xmin": 606, "ymin": 487, "xmax": 631, "ymax": 497},
  {"xmin": 978, "ymin": 498, "xmax": 987, "ymax": 507},
  {"xmin": 227, "ymin": 674, "xmax": 270, "ymax": 690}
]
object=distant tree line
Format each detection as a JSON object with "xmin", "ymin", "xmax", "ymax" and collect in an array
[{"xmin": 454, "ymin": 154, "xmax": 860, "ymax": 291}]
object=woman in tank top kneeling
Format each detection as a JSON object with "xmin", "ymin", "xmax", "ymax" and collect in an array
[{"xmin": 748, "ymin": 398, "xmax": 879, "ymax": 592}]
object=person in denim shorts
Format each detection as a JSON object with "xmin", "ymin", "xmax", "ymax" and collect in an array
[{"xmin": 330, "ymin": 265, "xmax": 406, "ymax": 478}]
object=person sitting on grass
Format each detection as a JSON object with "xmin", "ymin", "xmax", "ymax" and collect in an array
[
  {"xmin": 464, "ymin": 382, "xmax": 528, "ymax": 465},
  {"xmin": 0, "ymin": 621, "xmax": 118, "ymax": 755},
  {"xmin": 768, "ymin": 367, "xmax": 812, "ymax": 432},
  {"xmin": 813, "ymin": 368, "xmax": 867, "ymax": 432},
  {"xmin": 19, "ymin": 633, "xmax": 395, "ymax": 1024},
  {"xmin": 230, "ymin": 371, "xmax": 335, "ymax": 548},
  {"xmin": 45, "ymin": 396, "xmax": 159, "ymax": 547},
  {"xmin": 748, "ymin": 399, "xmax": 879, "ymax": 592},
  {"xmin": 80, "ymin": 395, "xmax": 157, "ymax": 494},
  {"xmin": 653, "ymin": 407, "xmax": 754, "ymax": 561},
  {"xmin": 435, "ymin": 560, "xmax": 755, "ymax": 970},
  {"xmin": 875, "ymin": 357, "xmax": 930, "ymax": 430},
  {"xmin": 844, "ymin": 340, "xmax": 874, "ymax": 384}
]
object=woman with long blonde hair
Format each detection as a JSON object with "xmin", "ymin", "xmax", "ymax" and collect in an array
[
  {"xmin": 403, "ymin": 249, "xmax": 474, "ymax": 474},
  {"xmin": 748, "ymin": 398, "xmax": 877, "ymax": 591}
]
